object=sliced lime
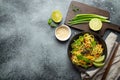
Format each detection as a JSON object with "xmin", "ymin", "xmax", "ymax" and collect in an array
[
  {"xmin": 93, "ymin": 62, "xmax": 104, "ymax": 67},
  {"xmin": 89, "ymin": 18, "xmax": 102, "ymax": 31},
  {"xmin": 94, "ymin": 55, "xmax": 105, "ymax": 63},
  {"xmin": 51, "ymin": 10, "xmax": 62, "ymax": 23}
]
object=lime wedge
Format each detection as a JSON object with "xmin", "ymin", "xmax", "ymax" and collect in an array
[
  {"xmin": 51, "ymin": 10, "xmax": 62, "ymax": 23},
  {"xmin": 94, "ymin": 55, "xmax": 105, "ymax": 63},
  {"xmin": 93, "ymin": 62, "xmax": 104, "ymax": 67},
  {"xmin": 89, "ymin": 18, "xmax": 102, "ymax": 31}
]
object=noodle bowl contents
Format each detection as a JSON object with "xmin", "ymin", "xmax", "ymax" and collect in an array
[{"xmin": 71, "ymin": 33, "xmax": 105, "ymax": 68}]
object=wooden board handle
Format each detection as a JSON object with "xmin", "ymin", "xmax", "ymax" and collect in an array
[
  {"xmin": 107, "ymin": 23, "xmax": 120, "ymax": 32},
  {"xmin": 100, "ymin": 23, "xmax": 120, "ymax": 36}
]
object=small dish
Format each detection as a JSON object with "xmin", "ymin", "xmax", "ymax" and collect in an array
[{"xmin": 55, "ymin": 25, "xmax": 71, "ymax": 41}]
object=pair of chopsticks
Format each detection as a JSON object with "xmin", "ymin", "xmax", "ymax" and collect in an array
[{"xmin": 101, "ymin": 42, "xmax": 120, "ymax": 80}]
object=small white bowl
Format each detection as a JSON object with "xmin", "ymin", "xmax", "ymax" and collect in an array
[{"xmin": 55, "ymin": 25, "xmax": 71, "ymax": 41}]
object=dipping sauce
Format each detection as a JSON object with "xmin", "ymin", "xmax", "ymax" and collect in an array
[{"xmin": 55, "ymin": 25, "xmax": 71, "ymax": 41}]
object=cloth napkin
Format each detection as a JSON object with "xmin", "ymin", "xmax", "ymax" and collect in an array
[{"xmin": 81, "ymin": 32, "xmax": 120, "ymax": 80}]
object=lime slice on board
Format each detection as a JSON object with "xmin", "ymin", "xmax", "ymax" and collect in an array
[
  {"xmin": 51, "ymin": 10, "xmax": 62, "ymax": 23},
  {"xmin": 94, "ymin": 55, "xmax": 105, "ymax": 63},
  {"xmin": 93, "ymin": 62, "xmax": 104, "ymax": 67},
  {"xmin": 89, "ymin": 18, "xmax": 102, "ymax": 31}
]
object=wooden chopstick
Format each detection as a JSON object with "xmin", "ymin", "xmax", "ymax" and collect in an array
[{"xmin": 101, "ymin": 42, "xmax": 120, "ymax": 80}]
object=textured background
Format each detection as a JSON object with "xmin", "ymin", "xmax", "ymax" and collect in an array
[{"xmin": 0, "ymin": 0, "xmax": 120, "ymax": 80}]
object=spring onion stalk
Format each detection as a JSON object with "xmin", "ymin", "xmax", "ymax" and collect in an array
[
  {"xmin": 68, "ymin": 14, "xmax": 110, "ymax": 25},
  {"xmin": 76, "ymin": 14, "xmax": 108, "ymax": 19}
]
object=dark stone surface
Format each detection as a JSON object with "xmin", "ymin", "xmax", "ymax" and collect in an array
[{"xmin": 0, "ymin": 0, "xmax": 119, "ymax": 80}]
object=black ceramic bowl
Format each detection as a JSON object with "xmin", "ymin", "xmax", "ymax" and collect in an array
[{"xmin": 68, "ymin": 32, "xmax": 107, "ymax": 72}]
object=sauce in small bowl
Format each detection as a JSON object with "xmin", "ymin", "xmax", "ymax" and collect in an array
[{"xmin": 55, "ymin": 25, "xmax": 71, "ymax": 41}]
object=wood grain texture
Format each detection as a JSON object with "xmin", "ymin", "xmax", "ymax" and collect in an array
[{"xmin": 65, "ymin": 1, "xmax": 120, "ymax": 36}]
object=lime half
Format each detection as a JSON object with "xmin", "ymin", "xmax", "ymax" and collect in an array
[
  {"xmin": 94, "ymin": 55, "xmax": 105, "ymax": 63},
  {"xmin": 93, "ymin": 62, "xmax": 104, "ymax": 67},
  {"xmin": 51, "ymin": 10, "xmax": 62, "ymax": 23},
  {"xmin": 89, "ymin": 18, "xmax": 102, "ymax": 31}
]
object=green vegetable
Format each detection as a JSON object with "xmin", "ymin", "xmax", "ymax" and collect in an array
[
  {"xmin": 71, "ymin": 39, "xmax": 82, "ymax": 49},
  {"xmin": 75, "ymin": 14, "xmax": 108, "ymax": 19},
  {"xmin": 48, "ymin": 18, "xmax": 53, "ymax": 25},
  {"xmin": 79, "ymin": 36, "xmax": 84, "ymax": 42},
  {"xmin": 48, "ymin": 18, "xmax": 57, "ymax": 28},
  {"xmin": 68, "ymin": 14, "xmax": 110, "ymax": 25},
  {"xmin": 91, "ymin": 41, "xmax": 96, "ymax": 48},
  {"xmin": 75, "ymin": 39, "xmax": 81, "ymax": 45},
  {"xmin": 77, "ymin": 55, "xmax": 90, "ymax": 63},
  {"xmin": 50, "ymin": 22, "xmax": 57, "ymax": 28}
]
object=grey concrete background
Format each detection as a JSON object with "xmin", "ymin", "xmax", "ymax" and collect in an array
[{"xmin": 0, "ymin": 0, "xmax": 119, "ymax": 80}]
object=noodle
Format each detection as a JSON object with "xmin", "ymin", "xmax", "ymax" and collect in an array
[{"xmin": 71, "ymin": 33, "xmax": 103, "ymax": 68}]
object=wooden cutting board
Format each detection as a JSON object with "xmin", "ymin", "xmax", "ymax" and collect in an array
[{"xmin": 64, "ymin": 1, "xmax": 120, "ymax": 36}]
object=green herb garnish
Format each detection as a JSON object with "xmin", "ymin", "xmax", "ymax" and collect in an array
[{"xmin": 72, "ymin": 5, "xmax": 80, "ymax": 13}]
